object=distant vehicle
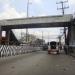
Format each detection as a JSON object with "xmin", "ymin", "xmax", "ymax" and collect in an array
[
  {"xmin": 48, "ymin": 41, "xmax": 59, "ymax": 54},
  {"xmin": 42, "ymin": 44, "xmax": 48, "ymax": 51}
]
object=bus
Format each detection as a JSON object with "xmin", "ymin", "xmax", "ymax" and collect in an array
[{"xmin": 48, "ymin": 41, "xmax": 59, "ymax": 54}]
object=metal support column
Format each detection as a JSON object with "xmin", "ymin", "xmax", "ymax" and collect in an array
[
  {"xmin": 0, "ymin": 26, "xmax": 2, "ymax": 45},
  {"xmin": 67, "ymin": 25, "xmax": 71, "ymax": 54},
  {"xmin": 6, "ymin": 30, "xmax": 10, "ymax": 45},
  {"xmin": 0, "ymin": 26, "xmax": 2, "ymax": 57}
]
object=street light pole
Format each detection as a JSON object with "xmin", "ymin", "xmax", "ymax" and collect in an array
[
  {"xmin": 27, "ymin": 0, "xmax": 29, "ymax": 17},
  {"xmin": 26, "ymin": 0, "xmax": 29, "ymax": 43}
]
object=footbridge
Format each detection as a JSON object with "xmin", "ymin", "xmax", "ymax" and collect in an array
[{"xmin": 0, "ymin": 14, "xmax": 72, "ymax": 29}]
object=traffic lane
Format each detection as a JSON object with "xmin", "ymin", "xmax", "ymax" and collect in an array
[
  {"xmin": 0, "ymin": 51, "xmax": 75, "ymax": 75},
  {"xmin": 0, "ymin": 51, "xmax": 41, "ymax": 66},
  {"xmin": 18, "ymin": 53, "xmax": 75, "ymax": 75},
  {"xmin": 0, "ymin": 51, "xmax": 46, "ymax": 75}
]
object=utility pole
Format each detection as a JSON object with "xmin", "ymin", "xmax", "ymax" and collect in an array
[
  {"xmin": 21, "ymin": 29, "xmax": 22, "ymax": 43},
  {"xmin": 48, "ymin": 32, "xmax": 50, "ymax": 44},
  {"xmin": 56, "ymin": 0, "xmax": 69, "ymax": 45},
  {"xmin": 56, "ymin": 0, "xmax": 69, "ymax": 15},
  {"xmin": 42, "ymin": 31, "xmax": 44, "ymax": 46}
]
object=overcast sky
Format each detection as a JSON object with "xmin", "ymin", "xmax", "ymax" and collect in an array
[
  {"xmin": 0, "ymin": 0, "xmax": 75, "ymax": 19},
  {"xmin": 0, "ymin": 0, "xmax": 75, "ymax": 42}
]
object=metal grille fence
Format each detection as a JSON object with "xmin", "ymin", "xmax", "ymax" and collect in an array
[{"xmin": 0, "ymin": 45, "xmax": 42, "ymax": 57}]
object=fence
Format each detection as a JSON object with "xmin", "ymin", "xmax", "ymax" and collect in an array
[{"xmin": 0, "ymin": 45, "xmax": 42, "ymax": 57}]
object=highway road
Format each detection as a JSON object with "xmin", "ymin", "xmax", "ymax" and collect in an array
[{"xmin": 0, "ymin": 51, "xmax": 75, "ymax": 75}]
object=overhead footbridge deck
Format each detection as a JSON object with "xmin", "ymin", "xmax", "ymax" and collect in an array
[{"xmin": 0, "ymin": 14, "xmax": 73, "ymax": 29}]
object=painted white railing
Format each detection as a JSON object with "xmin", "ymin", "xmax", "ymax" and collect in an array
[{"xmin": 0, "ymin": 45, "xmax": 42, "ymax": 57}]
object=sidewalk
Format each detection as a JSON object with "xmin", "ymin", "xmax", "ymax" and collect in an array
[{"xmin": 70, "ymin": 53, "xmax": 75, "ymax": 58}]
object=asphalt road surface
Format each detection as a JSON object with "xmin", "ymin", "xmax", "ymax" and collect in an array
[{"xmin": 0, "ymin": 51, "xmax": 75, "ymax": 75}]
